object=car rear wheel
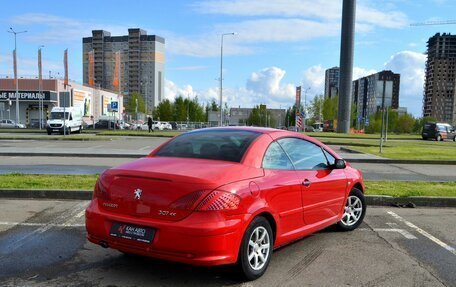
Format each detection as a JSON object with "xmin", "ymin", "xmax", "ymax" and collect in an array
[
  {"xmin": 238, "ymin": 216, "xmax": 273, "ymax": 281},
  {"xmin": 436, "ymin": 135, "xmax": 442, "ymax": 141},
  {"xmin": 337, "ymin": 188, "xmax": 366, "ymax": 231}
]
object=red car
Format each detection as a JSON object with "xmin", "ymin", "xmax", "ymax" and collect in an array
[{"xmin": 85, "ymin": 127, "xmax": 366, "ymax": 280}]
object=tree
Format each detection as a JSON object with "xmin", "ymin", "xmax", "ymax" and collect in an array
[
  {"xmin": 247, "ymin": 105, "xmax": 276, "ymax": 127},
  {"xmin": 125, "ymin": 92, "xmax": 146, "ymax": 115},
  {"xmin": 210, "ymin": 99, "xmax": 219, "ymax": 111},
  {"xmin": 173, "ymin": 96, "xmax": 187, "ymax": 121},
  {"xmin": 322, "ymin": 96, "xmax": 338, "ymax": 121},
  {"xmin": 155, "ymin": 99, "xmax": 174, "ymax": 121},
  {"xmin": 309, "ymin": 95, "xmax": 324, "ymax": 122},
  {"xmin": 395, "ymin": 113, "xmax": 415, "ymax": 134}
]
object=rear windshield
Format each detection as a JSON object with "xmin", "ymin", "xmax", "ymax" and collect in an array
[{"xmin": 155, "ymin": 130, "xmax": 261, "ymax": 162}]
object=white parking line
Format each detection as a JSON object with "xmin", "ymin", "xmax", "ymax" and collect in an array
[
  {"xmin": 373, "ymin": 228, "xmax": 417, "ymax": 239},
  {"xmin": 359, "ymin": 228, "xmax": 417, "ymax": 239},
  {"xmin": 387, "ymin": 210, "xmax": 456, "ymax": 256}
]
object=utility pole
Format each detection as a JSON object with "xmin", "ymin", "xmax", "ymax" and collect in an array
[
  {"xmin": 8, "ymin": 28, "xmax": 27, "ymax": 125},
  {"xmin": 337, "ymin": 0, "xmax": 356, "ymax": 133},
  {"xmin": 379, "ymin": 78, "xmax": 386, "ymax": 153}
]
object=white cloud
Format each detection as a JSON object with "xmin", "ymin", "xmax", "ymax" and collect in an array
[
  {"xmin": 301, "ymin": 65, "xmax": 326, "ymax": 95},
  {"xmin": 164, "ymin": 80, "xmax": 198, "ymax": 102},
  {"xmin": 217, "ymin": 19, "xmax": 340, "ymax": 43},
  {"xmin": 193, "ymin": 0, "xmax": 408, "ymax": 29},
  {"xmin": 384, "ymin": 50, "xmax": 426, "ymax": 116},
  {"xmin": 353, "ymin": 67, "xmax": 377, "ymax": 80},
  {"xmin": 166, "ymin": 66, "xmax": 295, "ymax": 109},
  {"xmin": 10, "ymin": 13, "xmax": 127, "ymax": 44}
]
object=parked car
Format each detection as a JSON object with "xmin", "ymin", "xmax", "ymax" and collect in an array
[
  {"xmin": 0, "ymin": 119, "xmax": 25, "ymax": 129},
  {"xmin": 85, "ymin": 127, "xmax": 366, "ymax": 280},
  {"xmin": 90, "ymin": 120, "xmax": 120, "ymax": 130},
  {"xmin": 161, "ymin": 121, "xmax": 172, "ymax": 130},
  {"xmin": 422, "ymin": 122, "xmax": 456, "ymax": 141},
  {"xmin": 28, "ymin": 119, "xmax": 47, "ymax": 129}
]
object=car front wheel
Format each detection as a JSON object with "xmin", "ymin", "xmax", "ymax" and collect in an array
[
  {"xmin": 238, "ymin": 216, "xmax": 273, "ymax": 281},
  {"xmin": 337, "ymin": 188, "xmax": 366, "ymax": 231}
]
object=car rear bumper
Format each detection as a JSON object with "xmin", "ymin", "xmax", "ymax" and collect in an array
[{"xmin": 85, "ymin": 199, "xmax": 248, "ymax": 266}]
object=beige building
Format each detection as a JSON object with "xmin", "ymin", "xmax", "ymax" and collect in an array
[{"xmin": 0, "ymin": 78, "xmax": 122, "ymax": 126}]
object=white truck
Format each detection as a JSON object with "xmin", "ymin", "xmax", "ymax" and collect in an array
[{"xmin": 46, "ymin": 107, "xmax": 83, "ymax": 135}]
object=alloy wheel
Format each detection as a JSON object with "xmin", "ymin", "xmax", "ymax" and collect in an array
[
  {"xmin": 341, "ymin": 196, "xmax": 363, "ymax": 226},
  {"xmin": 247, "ymin": 226, "xmax": 270, "ymax": 271}
]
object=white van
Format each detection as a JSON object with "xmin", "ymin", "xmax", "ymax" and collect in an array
[{"xmin": 47, "ymin": 107, "xmax": 83, "ymax": 135}]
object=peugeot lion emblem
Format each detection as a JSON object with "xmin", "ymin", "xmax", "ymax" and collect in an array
[{"xmin": 134, "ymin": 189, "xmax": 142, "ymax": 200}]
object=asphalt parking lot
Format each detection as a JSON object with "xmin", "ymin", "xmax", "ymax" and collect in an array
[{"xmin": 0, "ymin": 199, "xmax": 454, "ymax": 287}]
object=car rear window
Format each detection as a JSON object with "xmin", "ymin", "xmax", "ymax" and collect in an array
[{"xmin": 155, "ymin": 130, "xmax": 261, "ymax": 162}]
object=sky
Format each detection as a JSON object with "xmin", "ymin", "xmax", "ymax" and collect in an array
[{"xmin": 0, "ymin": 0, "xmax": 455, "ymax": 117}]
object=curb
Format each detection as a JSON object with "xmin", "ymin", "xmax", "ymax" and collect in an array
[
  {"xmin": 0, "ymin": 189, "xmax": 92, "ymax": 200},
  {"xmin": 0, "ymin": 152, "xmax": 144, "ymax": 158},
  {"xmin": 365, "ymin": 195, "xmax": 456, "ymax": 208},
  {"xmin": 339, "ymin": 147, "xmax": 456, "ymax": 165},
  {"xmin": 0, "ymin": 189, "xmax": 455, "ymax": 207}
]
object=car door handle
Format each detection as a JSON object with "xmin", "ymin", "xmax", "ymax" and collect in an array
[{"xmin": 302, "ymin": 179, "xmax": 312, "ymax": 187}]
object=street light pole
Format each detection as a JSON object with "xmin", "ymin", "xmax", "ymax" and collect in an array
[
  {"xmin": 8, "ymin": 27, "xmax": 27, "ymax": 125},
  {"xmin": 303, "ymin": 87, "xmax": 311, "ymax": 131},
  {"xmin": 38, "ymin": 45, "xmax": 44, "ymax": 129},
  {"xmin": 219, "ymin": 32, "xmax": 236, "ymax": 127}
]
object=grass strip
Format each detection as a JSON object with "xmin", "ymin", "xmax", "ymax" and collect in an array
[
  {"xmin": 0, "ymin": 173, "xmax": 98, "ymax": 190},
  {"xmin": 365, "ymin": 181, "xmax": 456, "ymax": 197},
  {"xmin": 0, "ymin": 174, "xmax": 454, "ymax": 198}
]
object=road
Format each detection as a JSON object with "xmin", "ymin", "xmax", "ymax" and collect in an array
[
  {"xmin": 0, "ymin": 135, "xmax": 456, "ymax": 181},
  {"xmin": 0, "ymin": 199, "xmax": 454, "ymax": 286}
]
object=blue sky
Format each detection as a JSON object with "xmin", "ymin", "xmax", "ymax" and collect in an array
[{"xmin": 1, "ymin": 0, "xmax": 455, "ymax": 116}]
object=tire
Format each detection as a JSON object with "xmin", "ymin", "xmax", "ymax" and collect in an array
[
  {"xmin": 77, "ymin": 126, "xmax": 82, "ymax": 134},
  {"xmin": 47, "ymin": 130, "xmax": 51, "ymax": 135},
  {"xmin": 422, "ymin": 136, "xmax": 428, "ymax": 140},
  {"xmin": 337, "ymin": 188, "xmax": 366, "ymax": 231},
  {"xmin": 238, "ymin": 216, "xmax": 273, "ymax": 281},
  {"xmin": 436, "ymin": 135, "xmax": 442, "ymax": 141},
  {"xmin": 453, "ymin": 136, "xmax": 456, "ymax": 142}
]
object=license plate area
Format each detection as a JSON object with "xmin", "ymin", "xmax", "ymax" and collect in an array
[{"xmin": 109, "ymin": 222, "xmax": 155, "ymax": 243}]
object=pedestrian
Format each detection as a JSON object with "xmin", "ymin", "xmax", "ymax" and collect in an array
[{"xmin": 147, "ymin": 116, "xmax": 153, "ymax": 133}]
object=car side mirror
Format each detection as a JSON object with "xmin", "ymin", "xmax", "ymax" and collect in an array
[{"xmin": 333, "ymin": 159, "xmax": 346, "ymax": 169}]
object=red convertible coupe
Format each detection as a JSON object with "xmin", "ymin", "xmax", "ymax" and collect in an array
[{"xmin": 85, "ymin": 127, "xmax": 366, "ymax": 280}]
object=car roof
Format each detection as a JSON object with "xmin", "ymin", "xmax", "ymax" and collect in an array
[
  {"xmin": 186, "ymin": 126, "xmax": 318, "ymax": 141},
  {"xmin": 187, "ymin": 126, "xmax": 283, "ymax": 134}
]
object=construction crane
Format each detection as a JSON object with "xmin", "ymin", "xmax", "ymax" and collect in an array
[{"xmin": 410, "ymin": 20, "xmax": 456, "ymax": 26}]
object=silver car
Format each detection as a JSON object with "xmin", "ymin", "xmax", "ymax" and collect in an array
[{"xmin": 0, "ymin": 119, "xmax": 25, "ymax": 129}]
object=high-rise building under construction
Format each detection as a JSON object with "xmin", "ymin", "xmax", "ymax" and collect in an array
[
  {"xmin": 83, "ymin": 29, "xmax": 165, "ymax": 111},
  {"xmin": 423, "ymin": 33, "xmax": 456, "ymax": 125}
]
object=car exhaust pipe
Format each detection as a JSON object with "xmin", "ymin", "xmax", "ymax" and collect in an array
[{"xmin": 99, "ymin": 241, "xmax": 109, "ymax": 248}]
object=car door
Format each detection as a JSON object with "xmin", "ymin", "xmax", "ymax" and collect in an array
[
  {"xmin": 277, "ymin": 138, "xmax": 347, "ymax": 226},
  {"xmin": 260, "ymin": 141, "xmax": 304, "ymax": 234}
]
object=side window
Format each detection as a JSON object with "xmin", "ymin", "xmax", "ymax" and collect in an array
[
  {"xmin": 263, "ymin": 142, "xmax": 294, "ymax": 170},
  {"xmin": 278, "ymin": 138, "xmax": 329, "ymax": 170}
]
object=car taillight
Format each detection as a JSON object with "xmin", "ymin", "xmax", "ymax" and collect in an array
[
  {"xmin": 196, "ymin": 190, "xmax": 241, "ymax": 211},
  {"xmin": 169, "ymin": 190, "xmax": 209, "ymax": 210},
  {"xmin": 93, "ymin": 180, "xmax": 110, "ymax": 200}
]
